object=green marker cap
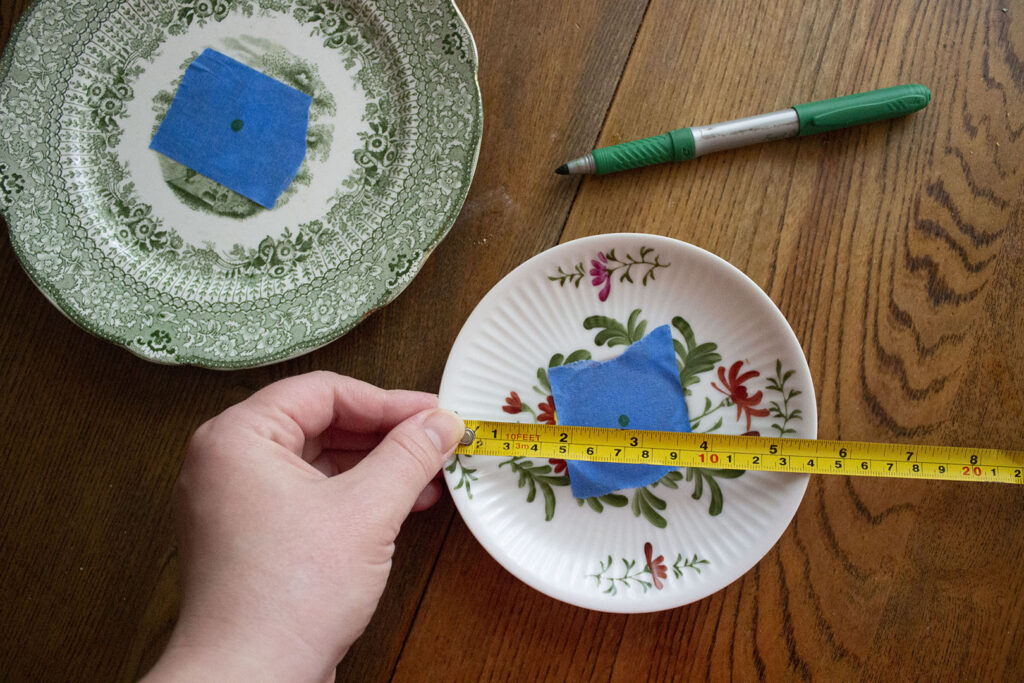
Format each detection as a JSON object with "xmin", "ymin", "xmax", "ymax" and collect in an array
[
  {"xmin": 592, "ymin": 127, "xmax": 694, "ymax": 175},
  {"xmin": 793, "ymin": 84, "xmax": 931, "ymax": 136}
]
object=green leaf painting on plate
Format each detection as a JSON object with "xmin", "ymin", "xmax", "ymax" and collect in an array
[
  {"xmin": 588, "ymin": 542, "xmax": 709, "ymax": 595},
  {"xmin": 498, "ymin": 457, "xmax": 570, "ymax": 522},
  {"xmin": 548, "ymin": 246, "xmax": 670, "ymax": 301}
]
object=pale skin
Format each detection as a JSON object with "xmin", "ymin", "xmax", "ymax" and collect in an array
[{"xmin": 143, "ymin": 371, "xmax": 465, "ymax": 683}]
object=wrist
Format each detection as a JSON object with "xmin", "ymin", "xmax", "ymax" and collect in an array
[{"xmin": 143, "ymin": 615, "xmax": 337, "ymax": 683}]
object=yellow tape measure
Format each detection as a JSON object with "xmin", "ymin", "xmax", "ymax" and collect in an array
[{"xmin": 455, "ymin": 421, "xmax": 1024, "ymax": 484}]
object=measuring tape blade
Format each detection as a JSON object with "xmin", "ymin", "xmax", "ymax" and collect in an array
[{"xmin": 455, "ymin": 420, "xmax": 1024, "ymax": 485}]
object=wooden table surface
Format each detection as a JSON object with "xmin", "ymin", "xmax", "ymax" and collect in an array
[{"xmin": 2, "ymin": 1, "xmax": 1022, "ymax": 680}]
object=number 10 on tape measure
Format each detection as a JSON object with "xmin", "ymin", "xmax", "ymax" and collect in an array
[{"xmin": 455, "ymin": 421, "xmax": 1024, "ymax": 485}]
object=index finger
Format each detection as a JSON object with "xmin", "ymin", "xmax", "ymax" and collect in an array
[{"xmin": 221, "ymin": 371, "xmax": 437, "ymax": 456}]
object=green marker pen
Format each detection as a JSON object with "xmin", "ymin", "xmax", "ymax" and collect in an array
[{"xmin": 556, "ymin": 84, "xmax": 931, "ymax": 176}]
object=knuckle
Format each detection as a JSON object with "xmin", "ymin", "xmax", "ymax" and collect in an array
[
  {"xmin": 187, "ymin": 417, "xmax": 217, "ymax": 452},
  {"xmin": 180, "ymin": 415, "xmax": 231, "ymax": 484},
  {"xmin": 388, "ymin": 428, "xmax": 440, "ymax": 482},
  {"xmin": 184, "ymin": 415, "xmax": 224, "ymax": 464},
  {"xmin": 307, "ymin": 369, "xmax": 340, "ymax": 387}
]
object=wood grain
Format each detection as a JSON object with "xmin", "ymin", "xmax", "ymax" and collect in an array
[
  {"xmin": 396, "ymin": 1, "xmax": 1024, "ymax": 681},
  {"xmin": 0, "ymin": 0, "xmax": 1021, "ymax": 681}
]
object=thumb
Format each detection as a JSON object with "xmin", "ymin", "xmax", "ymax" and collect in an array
[{"xmin": 342, "ymin": 408, "xmax": 464, "ymax": 520}]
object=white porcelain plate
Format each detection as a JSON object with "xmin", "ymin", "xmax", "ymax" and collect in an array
[
  {"xmin": 440, "ymin": 234, "xmax": 816, "ymax": 612},
  {"xmin": 0, "ymin": 0, "xmax": 481, "ymax": 368}
]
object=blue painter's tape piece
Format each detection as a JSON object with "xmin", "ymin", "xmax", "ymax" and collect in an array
[
  {"xmin": 549, "ymin": 325, "xmax": 688, "ymax": 499},
  {"xmin": 149, "ymin": 48, "xmax": 312, "ymax": 209}
]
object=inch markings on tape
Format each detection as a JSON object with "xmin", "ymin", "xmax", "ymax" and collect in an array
[{"xmin": 454, "ymin": 421, "xmax": 1024, "ymax": 484}]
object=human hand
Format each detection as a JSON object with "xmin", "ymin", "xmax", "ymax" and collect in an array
[{"xmin": 143, "ymin": 371, "xmax": 465, "ymax": 683}]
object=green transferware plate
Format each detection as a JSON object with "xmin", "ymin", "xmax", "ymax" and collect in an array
[{"xmin": 0, "ymin": 0, "xmax": 482, "ymax": 368}]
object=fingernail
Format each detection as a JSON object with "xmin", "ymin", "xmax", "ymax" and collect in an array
[{"xmin": 423, "ymin": 409, "xmax": 465, "ymax": 455}]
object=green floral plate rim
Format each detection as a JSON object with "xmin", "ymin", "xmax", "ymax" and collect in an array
[{"xmin": 0, "ymin": 0, "xmax": 483, "ymax": 368}]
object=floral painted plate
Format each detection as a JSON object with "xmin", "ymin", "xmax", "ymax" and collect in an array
[
  {"xmin": 439, "ymin": 234, "xmax": 816, "ymax": 612},
  {"xmin": 0, "ymin": 0, "xmax": 481, "ymax": 368}
]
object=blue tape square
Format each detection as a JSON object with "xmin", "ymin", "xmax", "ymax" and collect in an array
[
  {"xmin": 548, "ymin": 324, "xmax": 689, "ymax": 499},
  {"xmin": 149, "ymin": 49, "xmax": 312, "ymax": 209}
]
